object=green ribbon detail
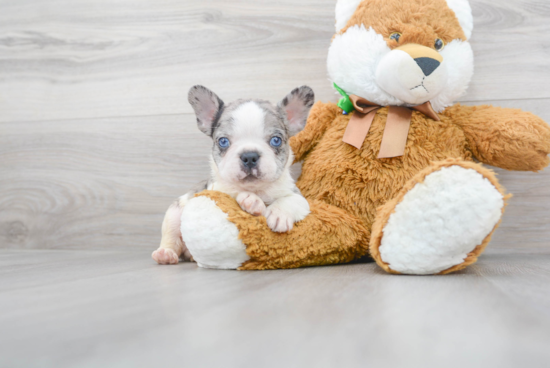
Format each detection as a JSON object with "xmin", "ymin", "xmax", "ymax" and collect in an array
[{"xmin": 333, "ymin": 83, "xmax": 355, "ymax": 114}]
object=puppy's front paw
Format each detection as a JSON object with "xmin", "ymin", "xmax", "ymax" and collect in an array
[
  {"xmin": 265, "ymin": 207, "xmax": 294, "ymax": 233},
  {"xmin": 237, "ymin": 192, "xmax": 266, "ymax": 216},
  {"xmin": 152, "ymin": 248, "xmax": 179, "ymax": 265}
]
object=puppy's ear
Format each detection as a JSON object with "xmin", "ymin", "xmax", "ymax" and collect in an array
[
  {"xmin": 278, "ymin": 86, "xmax": 314, "ymax": 137},
  {"xmin": 188, "ymin": 85, "xmax": 224, "ymax": 136}
]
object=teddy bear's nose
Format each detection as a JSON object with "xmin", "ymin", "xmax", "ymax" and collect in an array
[{"xmin": 415, "ymin": 57, "xmax": 441, "ymax": 77}]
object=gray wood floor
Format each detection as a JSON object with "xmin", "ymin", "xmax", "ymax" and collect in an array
[
  {"xmin": 1, "ymin": 0, "xmax": 550, "ymax": 366},
  {"xmin": 2, "ymin": 248, "xmax": 550, "ymax": 368}
]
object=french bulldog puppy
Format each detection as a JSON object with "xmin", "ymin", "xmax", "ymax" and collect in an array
[{"xmin": 152, "ymin": 85, "xmax": 314, "ymax": 265}]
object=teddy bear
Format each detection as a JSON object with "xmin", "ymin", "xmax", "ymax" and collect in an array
[{"xmin": 179, "ymin": 0, "xmax": 550, "ymax": 275}]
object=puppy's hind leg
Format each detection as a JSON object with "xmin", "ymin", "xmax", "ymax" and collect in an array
[{"xmin": 152, "ymin": 195, "xmax": 193, "ymax": 265}]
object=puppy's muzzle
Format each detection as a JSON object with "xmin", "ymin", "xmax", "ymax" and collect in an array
[{"xmin": 241, "ymin": 151, "xmax": 260, "ymax": 170}]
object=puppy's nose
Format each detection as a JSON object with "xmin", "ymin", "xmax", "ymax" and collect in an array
[
  {"xmin": 415, "ymin": 57, "xmax": 440, "ymax": 77},
  {"xmin": 241, "ymin": 152, "xmax": 260, "ymax": 169}
]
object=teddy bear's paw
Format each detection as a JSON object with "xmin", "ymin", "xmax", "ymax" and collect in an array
[
  {"xmin": 265, "ymin": 207, "xmax": 294, "ymax": 233},
  {"xmin": 237, "ymin": 192, "xmax": 266, "ymax": 216},
  {"xmin": 152, "ymin": 248, "xmax": 180, "ymax": 265},
  {"xmin": 181, "ymin": 196, "xmax": 250, "ymax": 269},
  {"xmin": 377, "ymin": 165, "xmax": 505, "ymax": 275}
]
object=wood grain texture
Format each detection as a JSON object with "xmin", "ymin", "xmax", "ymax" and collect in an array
[
  {"xmin": 1, "ymin": 248, "xmax": 550, "ymax": 368},
  {"xmin": 0, "ymin": 114, "xmax": 211, "ymax": 249},
  {"xmin": 1, "ymin": 1, "xmax": 549, "ymax": 366},
  {"xmin": 0, "ymin": 0, "xmax": 549, "ymax": 122},
  {"xmin": 1, "ymin": 109, "xmax": 550, "ymax": 251},
  {"xmin": 1, "ymin": 0, "xmax": 549, "ymax": 251}
]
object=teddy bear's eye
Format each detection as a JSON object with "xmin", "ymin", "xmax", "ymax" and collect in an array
[
  {"xmin": 435, "ymin": 38, "xmax": 445, "ymax": 51},
  {"xmin": 389, "ymin": 32, "xmax": 401, "ymax": 42}
]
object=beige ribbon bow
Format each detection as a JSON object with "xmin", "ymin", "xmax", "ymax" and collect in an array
[{"xmin": 342, "ymin": 95, "xmax": 440, "ymax": 158}]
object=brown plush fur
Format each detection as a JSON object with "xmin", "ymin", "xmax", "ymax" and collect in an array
[
  {"xmin": 291, "ymin": 101, "xmax": 548, "ymax": 272},
  {"xmin": 194, "ymin": 190, "xmax": 369, "ymax": 270},
  {"xmin": 341, "ymin": 0, "xmax": 466, "ymax": 46},
  {"xmin": 188, "ymin": 0, "xmax": 550, "ymax": 273},
  {"xmin": 195, "ymin": 99, "xmax": 548, "ymax": 272},
  {"xmin": 293, "ymin": 103, "xmax": 474, "ymax": 234},
  {"xmin": 445, "ymin": 104, "xmax": 550, "ymax": 171}
]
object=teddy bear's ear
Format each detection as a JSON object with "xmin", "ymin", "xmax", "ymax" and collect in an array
[
  {"xmin": 335, "ymin": 0, "xmax": 363, "ymax": 33},
  {"xmin": 188, "ymin": 85, "xmax": 224, "ymax": 137},
  {"xmin": 278, "ymin": 86, "xmax": 315, "ymax": 136},
  {"xmin": 445, "ymin": 0, "xmax": 474, "ymax": 39}
]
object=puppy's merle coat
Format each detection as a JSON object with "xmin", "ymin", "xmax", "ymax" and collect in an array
[{"xmin": 152, "ymin": 86, "xmax": 314, "ymax": 265}]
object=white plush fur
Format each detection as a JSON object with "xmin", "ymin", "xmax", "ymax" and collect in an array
[
  {"xmin": 379, "ymin": 166, "xmax": 504, "ymax": 275},
  {"xmin": 181, "ymin": 196, "xmax": 250, "ymax": 269},
  {"xmin": 430, "ymin": 39, "xmax": 474, "ymax": 111},
  {"xmin": 376, "ymin": 49, "xmax": 447, "ymax": 106},
  {"xmin": 328, "ymin": 26, "xmax": 400, "ymax": 106},
  {"xmin": 445, "ymin": 0, "xmax": 474, "ymax": 39},
  {"xmin": 335, "ymin": 0, "xmax": 363, "ymax": 32},
  {"xmin": 327, "ymin": 25, "xmax": 474, "ymax": 112}
]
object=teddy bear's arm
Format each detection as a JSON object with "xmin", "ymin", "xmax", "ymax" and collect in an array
[
  {"xmin": 443, "ymin": 104, "xmax": 550, "ymax": 171},
  {"xmin": 290, "ymin": 101, "xmax": 340, "ymax": 162}
]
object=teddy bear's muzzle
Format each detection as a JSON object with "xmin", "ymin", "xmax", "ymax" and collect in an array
[{"xmin": 376, "ymin": 43, "xmax": 446, "ymax": 106}]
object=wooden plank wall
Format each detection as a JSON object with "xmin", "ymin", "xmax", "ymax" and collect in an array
[{"xmin": 1, "ymin": 0, "xmax": 549, "ymax": 250}]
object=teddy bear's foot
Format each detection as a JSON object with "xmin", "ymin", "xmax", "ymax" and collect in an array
[
  {"xmin": 181, "ymin": 195, "xmax": 250, "ymax": 269},
  {"xmin": 180, "ymin": 190, "xmax": 370, "ymax": 270},
  {"xmin": 370, "ymin": 160, "xmax": 508, "ymax": 275}
]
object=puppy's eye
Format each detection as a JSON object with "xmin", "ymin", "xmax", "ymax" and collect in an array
[
  {"xmin": 218, "ymin": 137, "xmax": 230, "ymax": 148},
  {"xmin": 435, "ymin": 38, "xmax": 445, "ymax": 51},
  {"xmin": 389, "ymin": 32, "xmax": 401, "ymax": 42},
  {"xmin": 270, "ymin": 137, "xmax": 282, "ymax": 147}
]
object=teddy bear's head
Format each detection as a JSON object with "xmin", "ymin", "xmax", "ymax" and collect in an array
[{"xmin": 328, "ymin": 0, "xmax": 474, "ymax": 112}]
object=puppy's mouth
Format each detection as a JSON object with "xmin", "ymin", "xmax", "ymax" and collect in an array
[
  {"xmin": 241, "ymin": 174, "xmax": 260, "ymax": 182},
  {"xmin": 238, "ymin": 167, "xmax": 262, "ymax": 182}
]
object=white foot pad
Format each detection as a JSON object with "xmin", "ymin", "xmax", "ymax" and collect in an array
[
  {"xmin": 380, "ymin": 166, "xmax": 504, "ymax": 275},
  {"xmin": 181, "ymin": 196, "xmax": 250, "ymax": 269}
]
